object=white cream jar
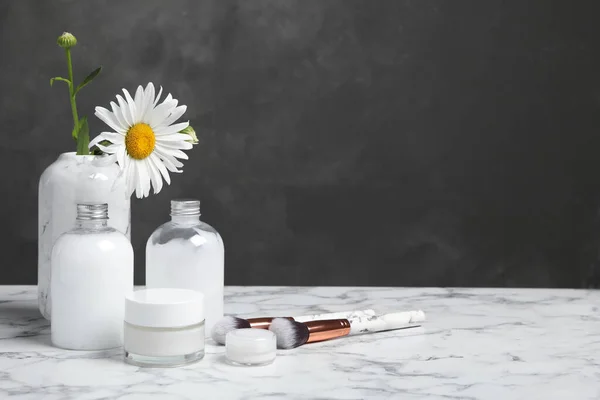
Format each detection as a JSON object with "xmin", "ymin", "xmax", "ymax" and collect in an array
[
  {"xmin": 124, "ymin": 288, "xmax": 205, "ymax": 367},
  {"xmin": 226, "ymin": 328, "xmax": 277, "ymax": 366}
]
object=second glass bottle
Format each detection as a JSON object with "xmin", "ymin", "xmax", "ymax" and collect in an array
[{"xmin": 146, "ymin": 199, "xmax": 224, "ymax": 331}]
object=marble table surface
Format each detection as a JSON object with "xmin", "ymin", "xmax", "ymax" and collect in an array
[{"xmin": 0, "ymin": 286, "xmax": 599, "ymax": 399}]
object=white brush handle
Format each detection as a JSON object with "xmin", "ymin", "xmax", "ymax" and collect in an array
[
  {"xmin": 295, "ymin": 309, "xmax": 376, "ymax": 323},
  {"xmin": 349, "ymin": 310, "xmax": 425, "ymax": 335}
]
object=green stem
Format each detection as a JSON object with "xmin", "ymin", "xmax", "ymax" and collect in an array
[
  {"xmin": 65, "ymin": 49, "xmax": 79, "ymax": 132},
  {"xmin": 65, "ymin": 48, "xmax": 88, "ymax": 155}
]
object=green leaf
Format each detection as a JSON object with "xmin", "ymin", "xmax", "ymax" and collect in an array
[
  {"xmin": 76, "ymin": 117, "xmax": 90, "ymax": 155},
  {"xmin": 73, "ymin": 66, "xmax": 102, "ymax": 97},
  {"xmin": 72, "ymin": 115, "xmax": 89, "ymax": 140},
  {"xmin": 50, "ymin": 76, "xmax": 71, "ymax": 87}
]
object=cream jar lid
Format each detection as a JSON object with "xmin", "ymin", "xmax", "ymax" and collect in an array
[
  {"xmin": 226, "ymin": 328, "xmax": 277, "ymax": 366},
  {"xmin": 125, "ymin": 288, "xmax": 204, "ymax": 328}
]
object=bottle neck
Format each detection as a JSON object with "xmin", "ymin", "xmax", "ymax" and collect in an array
[
  {"xmin": 76, "ymin": 220, "xmax": 109, "ymax": 230},
  {"xmin": 171, "ymin": 215, "xmax": 200, "ymax": 225},
  {"xmin": 170, "ymin": 199, "xmax": 201, "ymax": 223}
]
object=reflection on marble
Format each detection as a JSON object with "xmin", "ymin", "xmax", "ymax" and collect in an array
[{"xmin": 1, "ymin": 286, "xmax": 599, "ymax": 399}]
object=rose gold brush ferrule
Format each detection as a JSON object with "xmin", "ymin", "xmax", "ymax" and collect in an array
[
  {"xmin": 304, "ymin": 319, "xmax": 351, "ymax": 343},
  {"xmin": 247, "ymin": 317, "xmax": 294, "ymax": 329}
]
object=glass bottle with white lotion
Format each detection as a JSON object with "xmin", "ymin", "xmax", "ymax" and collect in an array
[
  {"xmin": 146, "ymin": 199, "xmax": 224, "ymax": 331},
  {"xmin": 51, "ymin": 203, "xmax": 134, "ymax": 350}
]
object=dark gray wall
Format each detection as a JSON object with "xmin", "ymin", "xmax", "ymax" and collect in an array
[{"xmin": 2, "ymin": 0, "xmax": 600, "ymax": 287}]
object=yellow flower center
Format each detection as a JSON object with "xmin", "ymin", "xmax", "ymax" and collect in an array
[{"xmin": 125, "ymin": 123, "xmax": 155, "ymax": 160}]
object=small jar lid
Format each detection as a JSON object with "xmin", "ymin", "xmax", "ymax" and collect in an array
[
  {"xmin": 125, "ymin": 288, "xmax": 204, "ymax": 328},
  {"xmin": 226, "ymin": 329, "xmax": 277, "ymax": 366}
]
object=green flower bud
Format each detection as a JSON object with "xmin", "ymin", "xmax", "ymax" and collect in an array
[
  {"xmin": 180, "ymin": 125, "xmax": 199, "ymax": 144},
  {"xmin": 57, "ymin": 32, "xmax": 77, "ymax": 49}
]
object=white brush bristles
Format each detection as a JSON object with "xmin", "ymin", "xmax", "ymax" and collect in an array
[
  {"xmin": 269, "ymin": 318, "xmax": 309, "ymax": 349},
  {"xmin": 211, "ymin": 316, "xmax": 251, "ymax": 344}
]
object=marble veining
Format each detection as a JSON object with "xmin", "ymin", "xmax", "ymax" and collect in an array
[{"xmin": 1, "ymin": 286, "xmax": 599, "ymax": 399}]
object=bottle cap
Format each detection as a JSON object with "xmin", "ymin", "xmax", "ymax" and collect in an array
[
  {"xmin": 76, "ymin": 203, "xmax": 109, "ymax": 220},
  {"xmin": 125, "ymin": 288, "xmax": 204, "ymax": 328},
  {"xmin": 226, "ymin": 328, "xmax": 276, "ymax": 366},
  {"xmin": 170, "ymin": 199, "xmax": 200, "ymax": 216}
]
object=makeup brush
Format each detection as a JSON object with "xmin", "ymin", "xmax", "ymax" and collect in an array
[
  {"xmin": 211, "ymin": 309, "xmax": 376, "ymax": 345},
  {"xmin": 269, "ymin": 310, "xmax": 426, "ymax": 349}
]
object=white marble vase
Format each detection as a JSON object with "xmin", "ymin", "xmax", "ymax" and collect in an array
[{"xmin": 38, "ymin": 152, "xmax": 131, "ymax": 320}]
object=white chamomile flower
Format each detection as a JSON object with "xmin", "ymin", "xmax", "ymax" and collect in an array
[{"xmin": 90, "ymin": 82, "xmax": 192, "ymax": 198}]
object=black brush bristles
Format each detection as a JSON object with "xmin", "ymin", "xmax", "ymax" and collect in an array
[
  {"xmin": 269, "ymin": 318, "xmax": 310, "ymax": 349},
  {"xmin": 211, "ymin": 316, "xmax": 252, "ymax": 345}
]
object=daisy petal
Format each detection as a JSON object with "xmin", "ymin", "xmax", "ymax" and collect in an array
[
  {"xmin": 91, "ymin": 131, "xmax": 124, "ymax": 145},
  {"xmin": 133, "ymin": 85, "xmax": 145, "ymax": 121},
  {"xmin": 157, "ymin": 146, "xmax": 188, "ymax": 160},
  {"xmin": 159, "ymin": 93, "xmax": 174, "ymax": 107},
  {"xmin": 120, "ymin": 151, "xmax": 129, "ymax": 173},
  {"xmin": 172, "ymin": 158, "xmax": 184, "ymax": 168},
  {"xmin": 89, "ymin": 134, "xmax": 107, "ymax": 148},
  {"xmin": 155, "ymin": 105, "xmax": 187, "ymax": 128},
  {"xmin": 154, "ymin": 121, "xmax": 190, "ymax": 136},
  {"xmin": 95, "ymin": 107, "xmax": 126, "ymax": 134},
  {"xmin": 166, "ymin": 97, "xmax": 178, "ymax": 109},
  {"xmin": 152, "ymin": 86, "xmax": 163, "ymax": 108},
  {"xmin": 136, "ymin": 160, "xmax": 150, "ymax": 198},
  {"xmin": 146, "ymin": 158, "xmax": 162, "ymax": 194},
  {"xmin": 110, "ymin": 101, "xmax": 129, "ymax": 130},
  {"xmin": 154, "ymin": 148, "xmax": 183, "ymax": 172},
  {"xmin": 155, "ymin": 133, "xmax": 191, "ymax": 142},
  {"xmin": 157, "ymin": 140, "xmax": 193, "ymax": 151},
  {"xmin": 109, "ymin": 133, "xmax": 125, "ymax": 144},
  {"xmin": 150, "ymin": 153, "xmax": 171, "ymax": 185},
  {"xmin": 96, "ymin": 143, "xmax": 121, "ymax": 154},
  {"xmin": 149, "ymin": 99, "xmax": 178, "ymax": 128},
  {"xmin": 133, "ymin": 162, "xmax": 143, "ymax": 199},
  {"xmin": 141, "ymin": 83, "xmax": 155, "ymax": 122},
  {"xmin": 124, "ymin": 157, "xmax": 136, "ymax": 197},
  {"xmin": 122, "ymin": 89, "xmax": 138, "ymax": 124},
  {"xmin": 116, "ymin": 146, "xmax": 126, "ymax": 168},
  {"xmin": 154, "ymin": 150, "xmax": 183, "ymax": 170},
  {"xmin": 162, "ymin": 158, "xmax": 182, "ymax": 172},
  {"xmin": 116, "ymin": 95, "xmax": 133, "ymax": 127}
]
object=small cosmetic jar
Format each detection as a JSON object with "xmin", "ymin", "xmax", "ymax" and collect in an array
[
  {"xmin": 124, "ymin": 288, "xmax": 205, "ymax": 367},
  {"xmin": 226, "ymin": 328, "xmax": 277, "ymax": 366}
]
